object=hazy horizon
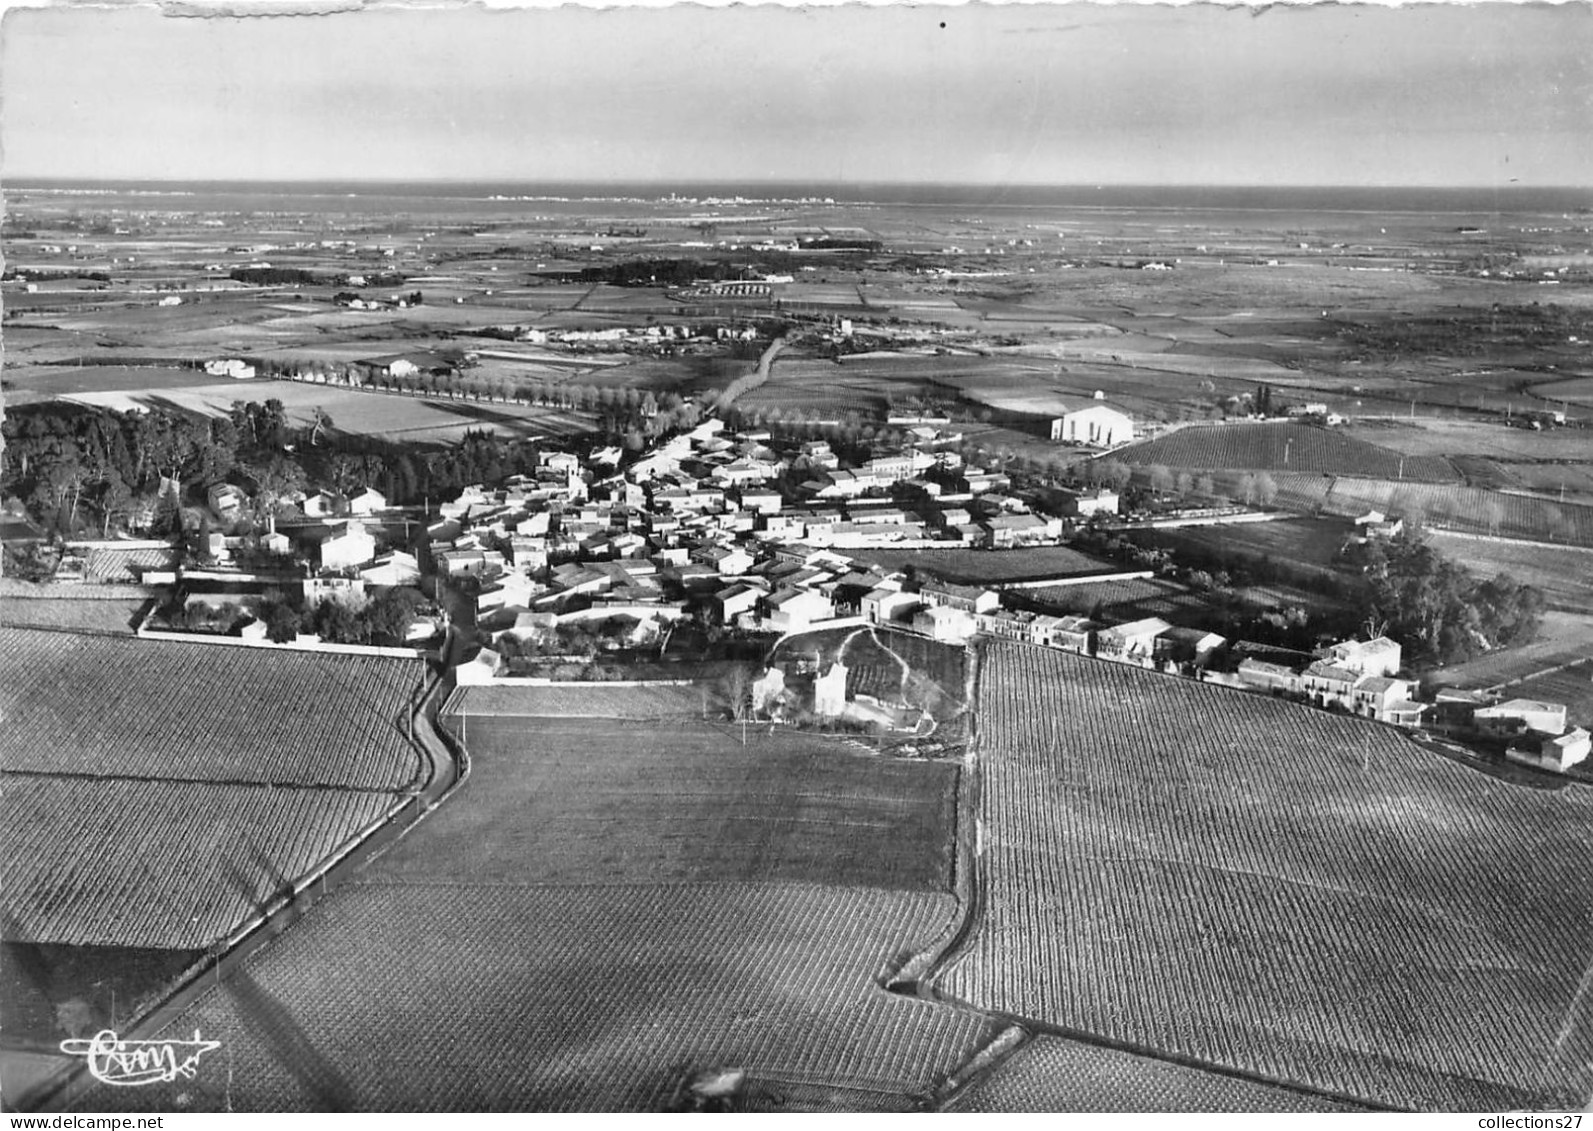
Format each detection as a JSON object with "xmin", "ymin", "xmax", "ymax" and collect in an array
[{"xmin": 4, "ymin": 4, "xmax": 1590, "ymax": 188}]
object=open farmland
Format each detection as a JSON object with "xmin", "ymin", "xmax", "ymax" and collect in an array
[
  {"xmin": 60, "ymin": 381, "xmax": 597, "ymax": 444},
  {"xmin": 0, "ymin": 629, "xmax": 427, "ymax": 790},
  {"xmin": 947, "ymin": 1035, "xmax": 1359, "ymax": 1113},
  {"xmin": 0, "ymin": 594, "xmax": 149, "ymax": 635},
  {"xmin": 1343, "ymin": 419, "xmax": 1593, "ymax": 463},
  {"xmin": 1126, "ymin": 517, "xmax": 1358, "ymax": 585},
  {"xmin": 1279, "ymin": 476, "xmax": 1593, "ymax": 547},
  {"xmin": 449, "ymin": 680, "xmax": 708, "ymax": 720},
  {"xmin": 1428, "ymin": 532, "xmax": 1593, "ymax": 611},
  {"xmin": 396, "ymin": 715, "xmax": 958, "ymax": 890},
  {"xmin": 932, "ymin": 640, "xmax": 1593, "ymax": 1111},
  {"xmin": 0, "ymin": 776, "xmax": 405, "ymax": 950},
  {"xmin": 1111, "ymin": 422, "xmax": 1460, "ymax": 482},
  {"xmin": 53, "ymin": 709, "xmax": 999, "ymax": 1111},
  {"xmin": 98, "ymin": 883, "xmax": 1000, "ymax": 1112}
]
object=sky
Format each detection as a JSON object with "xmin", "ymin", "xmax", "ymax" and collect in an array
[{"xmin": 2, "ymin": 2, "xmax": 1590, "ymax": 187}]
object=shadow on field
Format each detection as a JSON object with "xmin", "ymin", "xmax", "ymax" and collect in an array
[{"xmin": 225, "ymin": 970, "xmax": 355, "ymax": 1111}]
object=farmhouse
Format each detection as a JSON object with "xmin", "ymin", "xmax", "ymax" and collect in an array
[
  {"xmin": 208, "ymin": 483, "xmax": 248, "ymax": 517},
  {"xmin": 1473, "ymin": 699, "xmax": 1569, "ymax": 739},
  {"xmin": 1096, "ymin": 617, "xmax": 1172, "ymax": 667},
  {"xmin": 317, "ymin": 521, "xmax": 378, "ymax": 571},
  {"xmin": 1061, "ymin": 488, "xmax": 1120, "ymax": 519},
  {"xmin": 348, "ymin": 487, "xmax": 387, "ymax": 516},
  {"xmin": 919, "ymin": 580, "xmax": 1000, "ymax": 616},
  {"xmin": 914, "ymin": 604, "xmax": 978, "ymax": 645},
  {"xmin": 1325, "ymin": 636, "xmax": 1402, "ymax": 678},
  {"xmin": 1050, "ymin": 403, "xmax": 1135, "ymax": 448},
  {"xmin": 1509, "ymin": 727, "xmax": 1591, "ymax": 774}
]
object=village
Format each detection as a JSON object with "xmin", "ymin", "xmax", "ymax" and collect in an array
[{"xmin": 39, "ymin": 396, "xmax": 1587, "ymax": 780}]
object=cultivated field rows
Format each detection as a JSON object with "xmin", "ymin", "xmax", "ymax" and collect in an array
[
  {"xmin": 0, "ymin": 629, "xmax": 426, "ymax": 790},
  {"xmin": 0, "ymin": 776, "xmax": 405, "ymax": 949},
  {"xmin": 934, "ymin": 641, "xmax": 1593, "ymax": 1111},
  {"xmin": 90, "ymin": 883, "xmax": 999, "ymax": 1112}
]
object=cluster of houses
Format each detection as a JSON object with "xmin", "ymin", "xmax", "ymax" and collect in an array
[{"xmin": 427, "ymin": 419, "xmax": 1130, "ymax": 675}]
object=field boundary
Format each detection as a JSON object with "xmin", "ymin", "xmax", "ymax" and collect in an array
[{"xmin": 18, "ymin": 661, "xmax": 459, "ymax": 1115}]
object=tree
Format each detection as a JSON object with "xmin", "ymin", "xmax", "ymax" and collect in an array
[
  {"xmin": 719, "ymin": 663, "xmax": 757, "ymax": 721},
  {"xmin": 1253, "ymin": 471, "xmax": 1278, "ymax": 507},
  {"xmin": 1148, "ymin": 464, "xmax": 1175, "ymax": 497}
]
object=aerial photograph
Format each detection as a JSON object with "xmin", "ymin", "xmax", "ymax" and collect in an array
[{"xmin": 2, "ymin": 0, "xmax": 1591, "ymax": 1115}]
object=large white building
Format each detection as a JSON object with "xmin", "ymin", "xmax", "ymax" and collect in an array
[{"xmin": 1051, "ymin": 403, "xmax": 1135, "ymax": 448}]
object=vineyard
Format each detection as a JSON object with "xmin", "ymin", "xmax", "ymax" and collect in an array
[
  {"xmin": 396, "ymin": 716, "xmax": 959, "ymax": 890},
  {"xmin": 0, "ymin": 596, "xmax": 148, "ymax": 635},
  {"xmin": 1, "ymin": 776, "xmax": 403, "ymax": 949},
  {"xmin": 0, "ymin": 629, "xmax": 426, "ymax": 790},
  {"xmin": 933, "ymin": 640, "xmax": 1593, "ymax": 1111},
  {"xmin": 101, "ymin": 883, "xmax": 1001, "ymax": 1112},
  {"xmin": 1112, "ymin": 422, "xmax": 1461, "ymax": 482},
  {"xmin": 842, "ymin": 630, "xmax": 968, "ymax": 723},
  {"xmin": 1267, "ymin": 474, "xmax": 1593, "ymax": 547},
  {"xmin": 947, "ymin": 1035, "xmax": 1359, "ymax": 1112}
]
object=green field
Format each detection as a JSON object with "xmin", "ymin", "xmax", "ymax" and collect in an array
[{"xmin": 933, "ymin": 640, "xmax": 1593, "ymax": 1111}]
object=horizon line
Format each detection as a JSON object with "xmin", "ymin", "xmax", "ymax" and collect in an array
[{"xmin": 5, "ymin": 176, "xmax": 1591, "ymax": 193}]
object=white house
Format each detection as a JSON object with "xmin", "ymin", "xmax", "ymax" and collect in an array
[
  {"xmin": 360, "ymin": 551, "xmax": 421, "ymax": 587},
  {"xmin": 913, "ymin": 604, "xmax": 978, "ymax": 645},
  {"xmin": 1051, "ymin": 403, "xmax": 1135, "ymax": 448},
  {"xmin": 1326, "ymin": 636, "xmax": 1402, "ymax": 679},
  {"xmin": 204, "ymin": 358, "xmax": 256, "ymax": 380},
  {"xmin": 1096, "ymin": 617, "xmax": 1172, "ymax": 667},
  {"xmin": 319, "ymin": 521, "xmax": 377, "ymax": 571},
  {"xmin": 764, "ymin": 587, "xmax": 833, "ymax": 633},
  {"xmin": 348, "ymin": 487, "xmax": 387, "ymax": 516},
  {"xmin": 814, "ymin": 661, "xmax": 849, "ymax": 719}
]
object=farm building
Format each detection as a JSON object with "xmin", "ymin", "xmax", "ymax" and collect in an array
[
  {"xmin": 1299, "ymin": 661, "xmax": 1361, "ymax": 711},
  {"xmin": 862, "ymin": 584, "xmax": 921, "ymax": 627},
  {"xmin": 1096, "ymin": 617, "xmax": 1172, "ymax": 667},
  {"xmin": 1154, "ymin": 627, "xmax": 1226, "ymax": 669},
  {"xmin": 348, "ymin": 487, "xmax": 387, "ymax": 516},
  {"xmin": 914, "ymin": 604, "xmax": 978, "ymax": 645},
  {"xmin": 1509, "ymin": 727, "xmax": 1591, "ymax": 774},
  {"xmin": 983, "ymin": 513, "xmax": 1062, "ymax": 549},
  {"xmin": 1061, "ymin": 488, "xmax": 1120, "ymax": 519},
  {"xmin": 813, "ymin": 660, "xmax": 848, "ymax": 719},
  {"xmin": 920, "ymin": 581, "xmax": 1000, "ymax": 616},
  {"xmin": 1325, "ymin": 636, "xmax": 1403, "ymax": 679},
  {"xmin": 764, "ymin": 587, "xmax": 834, "ymax": 633},
  {"xmin": 1473, "ymin": 699, "xmax": 1569, "ymax": 739},
  {"xmin": 1236, "ymin": 657, "xmax": 1300, "ymax": 696},
  {"xmin": 317, "ymin": 521, "xmax": 378, "ymax": 571},
  {"xmin": 1038, "ymin": 614, "xmax": 1098, "ymax": 655},
  {"xmin": 204, "ymin": 358, "xmax": 256, "ymax": 380},
  {"xmin": 1050, "ymin": 403, "xmax": 1135, "ymax": 448},
  {"xmin": 361, "ymin": 551, "xmax": 421, "ymax": 587},
  {"xmin": 208, "ymin": 483, "xmax": 248, "ymax": 516}
]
